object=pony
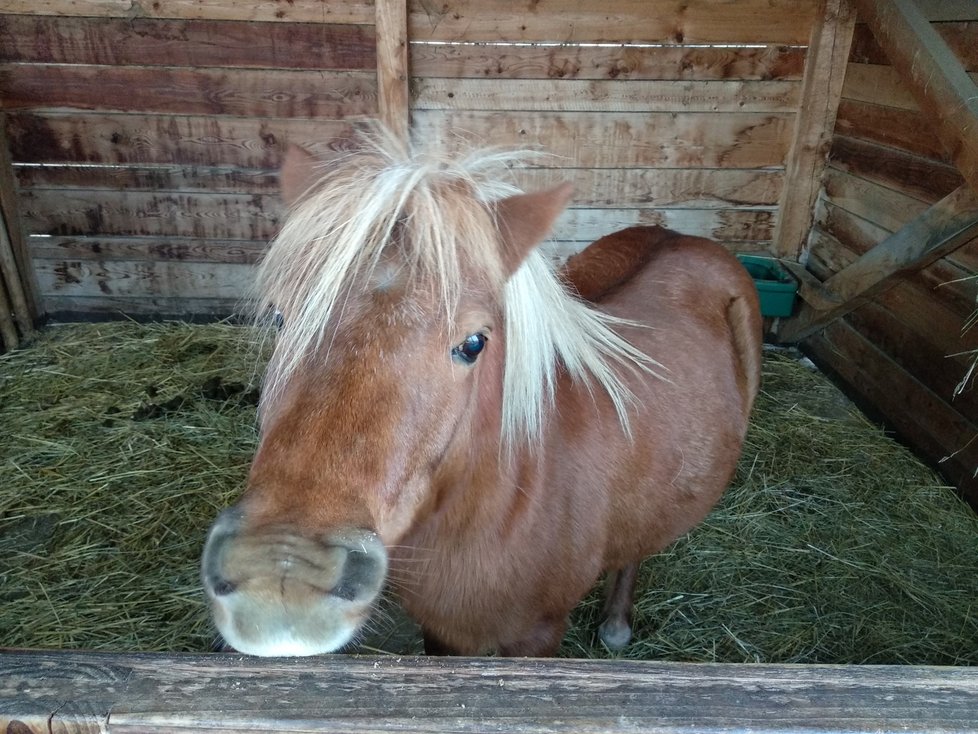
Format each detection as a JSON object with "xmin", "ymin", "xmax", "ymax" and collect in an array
[{"xmin": 201, "ymin": 125, "xmax": 762, "ymax": 657}]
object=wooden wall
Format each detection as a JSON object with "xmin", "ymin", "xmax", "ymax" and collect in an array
[
  {"xmin": 0, "ymin": 0, "xmax": 821, "ymax": 318},
  {"xmin": 795, "ymin": 1, "xmax": 978, "ymax": 501},
  {"xmin": 0, "ymin": 1, "xmax": 375, "ymax": 318},
  {"xmin": 406, "ymin": 0, "xmax": 816, "ymax": 262}
]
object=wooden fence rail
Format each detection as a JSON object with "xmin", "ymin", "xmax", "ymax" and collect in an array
[{"xmin": 2, "ymin": 649, "xmax": 978, "ymax": 733}]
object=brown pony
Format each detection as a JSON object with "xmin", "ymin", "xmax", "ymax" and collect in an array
[{"xmin": 201, "ymin": 126, "xmax": 761, "ymax": 657}]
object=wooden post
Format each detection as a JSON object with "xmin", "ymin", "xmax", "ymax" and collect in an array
[
  {"xmin": 375, "ymin": 0, "xmax": 410, "ymax": 141},
  {"xmin": 0, "ymin": 267, "xmax": 19, "ymax": 352},
  {"xmin": 0, "ymin": 115, "xmax": 40, "ymax": 330},
  {"xmin": 779, "ymin": 185, "xmax": 978, "ymax": 342},
  {"xmin": 849, "ymin": 0, "xmax": 978, "ymax": 193},
  {"xmin": 772, "ymin": 0, "xmax": 856, "ymax": 259}
]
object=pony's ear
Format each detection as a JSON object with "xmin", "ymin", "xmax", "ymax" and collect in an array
[
  {"xmin": 494, "ymin": 182, "xmax": 574, "ymax": 275},
  {"xmin": 279, "ymin": 144, "xmax": 321, "ymax": 208}
]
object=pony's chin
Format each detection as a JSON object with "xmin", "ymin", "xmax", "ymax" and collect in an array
[{"xmin": 216, "ymin": 623, "xmax": 358, "ymax": 657}]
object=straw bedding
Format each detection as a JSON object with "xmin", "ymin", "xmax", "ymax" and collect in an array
[{"xmin": 1, "ymin": 322, "xmax": 976, "ymax": 663}]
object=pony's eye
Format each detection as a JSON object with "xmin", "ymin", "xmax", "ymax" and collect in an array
[{"xmin": 452, "ymin": 333, "xmax": 487, "ymax": 365}]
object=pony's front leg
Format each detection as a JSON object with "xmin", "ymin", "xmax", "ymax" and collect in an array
[
  {"xmin": 598, "ymin": 563, "xmax": 639, "ymax": 651},
  {"xmin": 497, "ymin": 616, "xmax": 568, "ymax": 657}
]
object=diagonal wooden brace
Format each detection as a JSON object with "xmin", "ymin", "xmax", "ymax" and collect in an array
[{"xmin": 779, "ymin": 185, "xmax": 978, "ymax": 342}]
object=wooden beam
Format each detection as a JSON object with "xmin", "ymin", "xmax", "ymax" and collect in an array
[
  {"xmin": 4, "ymin": 649, "xmax": 978, "ymax": 733},
  {"xmin": 779, "ymin": 185, "xmax": 978, "ymax": 342},
  {"xmin": 0, "ymin": 116, "xmax": 39, "ymax": 331},
  {"xmin": 850, "ymin": 0, "xmax": 978, "ymax": 193},
  {"xmin": 375, "ymin": 0, "xmax": 410, "ymax": 141},
  {"xmin": 773, "ymin": 0, "xmax": 856, "ymax": 259}
]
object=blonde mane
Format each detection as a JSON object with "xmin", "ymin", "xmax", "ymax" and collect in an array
[{"xmin": 256, "ymin": 124, "xmax": 658, "ymax": 444}]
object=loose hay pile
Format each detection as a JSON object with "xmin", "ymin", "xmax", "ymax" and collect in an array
[{"xmin": 1, "ymin": 322, "xmax": 976, "ymax": 663}]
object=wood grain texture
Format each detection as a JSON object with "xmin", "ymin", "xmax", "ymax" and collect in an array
[
  {"xmin": 0, "ymin": 15, "xmax": 375, "ymax": 70},
  {"xmin": 0, "ymin": 116, "xmax": 40, "ymax": 322},
  {"xmin": 0, "ymin": 1, "xmax": 375, "ymax": 23},
  {"xmin": 20, "ymin": 189, "xmax": 282, "ymax": 240},
  {"xmin": 411, "ymin": 43, "xmax": 806, "ymax": 81},
  {"xmin": 408, "ymin": 0, "xmax": 818, "ymax": 44},
  {"xmin": 4, "ymin": 649, "xmax": 978, "ymax": 733},
  {"xmin": 850, "ymin": 0, "xmax": 978, "ymax": 194},
  {"xmin": 0, "ymin": 64, "xmax": 377, "ymax": 118},
  {"xmin": 828, "ymin": 135, "xmax": 964, "ymax": 204},
  {"xmin": 41, "ymin": 294, "xmax": 244, "ymax": 318},
  {"xmin": 772, "ymin": 0, "xmax": 854, "ymax": 259},
  {"xmin": 850, "ymin": 21, "xmax": 978, "ymax": 71},
  {"xmin": 552, "ymin": 207, "xmax": 776, "ymax": 243},
  {"xmin": 822, "ymin": 166, "xmax": 929, "ymax": 233},
  {"xmin": 28, "ymin": 235, "xmax": 267, "ymax": 264},
  {"xmin": 375, "ymin": 0, "xmax": 410, "ymax": 139},
  {"xmin": 15, "ymin": 164, "xmax": 280, "ymax": 193},
  {"xmin": 4, "ymin": 112, "xmax": 354, "ymax": 167},
  {"xmin": 781, "ymin": 186, "xmax": 978, "ymax": 342},
  {"xmin": 835, "ymin": 99, "xmax": 952, "ymax": 162},
  {"xmin": 805, "ymin": 319, "xmax": 978, "ymax": 505},
  {"xmin": 5, "ymin": 110, "xmax": 794, "ymax": 170},
  {"xmin": 32, "ymin": 258, "xmax": 253, "ymax": 300},
  {"xmin": 412, "ymin": 110, "xmax": 794, "ymax": 169},
  {"xmin": 412, "ymin": 78, "xmax": 799, "ymax": 113}
]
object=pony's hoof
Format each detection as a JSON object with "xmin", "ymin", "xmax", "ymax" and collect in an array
[{"xmin": 598, "ymin": 618, "xmax": 632, "ymax": 651}]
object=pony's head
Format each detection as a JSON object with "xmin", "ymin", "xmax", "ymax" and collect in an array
[{"xmin": 200, "ymin": 125, "xmax": 648, "ymax": 655}]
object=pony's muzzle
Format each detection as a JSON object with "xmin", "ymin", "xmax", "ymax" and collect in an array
[{"xmin": 201, "ymin": 508, "xmax": 387, "ymax": 656}]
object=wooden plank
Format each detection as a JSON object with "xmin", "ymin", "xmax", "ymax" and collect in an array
[
  {"xmin": 828, "ymin": 135, "xmax": 964, "ymax": 204},
  {"xmin": 806, "ymin": 225, "xmax": 860, "ymax": 279},
  {"xmin": 20, "ymin": 189, "xmax": 282, "ymax": 240},
  {"xmin": 411, "ymin": 43, "xmax": 806, "ymax": 81},
  {"xmin": 850, "ymin": 0, "xmax": 978, "ymax": 194},
  {"xmin": 842, "ymin": 63, "xmax": 923, "ymax": 111},
  {"xmin": 28, "ymin": 235, "xmax": 267, "ymax": 264},
  {"xmin": 0, "ymin": 65, "xmax": 377, "ymax": 118},
  {"xmin": 805, "ymin": 319, "xmax": 978, "ymax": 504},
  {"xmin": 0, "ymin": 114, "xmax": 40, "ymax": 322},
  {"xmin": 816, "ymin": 199, "xmax": 892, "ymax": 255},
  {"xmin": 41, "ymin": 294, "xmax": 244, "ymax": 318},
  {"xmin": 32, "ymin": 258, "xmax": 253, "ymax": 300},
  {"xmin": 835, "ymin": 99, "xmax": 952, "ymax": 163},
  {"xmin": 850, "ymin": 22, "xmax": 978, "ymax": 71},
  {"xmin": 4, "ymin": 112, "xmax": 354, "ymax": 168},
  {"xmin": 0, "ymin": 264, "xmax": 18, "ymax": 350},
  {"xmin": 375, "ymin": 0, "xmax": 410, "ymax": 140},
  {"xmin": 15, "ymin": 163, "xmax": 280, "ymax": 194},
  {"xmin": 412, "ymin": 78, "xmax": 800, "ymax": 113},
  {"xmin": 4, "ymin": 650, "xmax": 978, "ymax": 734},
  {"xmin": 413, "ymin": 110, "xmax": 794, "ymax": 169},
  {"xmin": 873, "ymin": 278, "xmax": 978, "ymax": 372},
  {"xmin": 17, "ymin": 169, "xmax": 781, "ymax": 243},
  {"xmin": 913, "ymin": 0, "xmax": 978, "ymax": 22},
  {"xmin": 408, "ymin": 0, "xmax": 818, "ymax": 45},
  {"xmin": 946, "ymin": 233, "xmax": 978, "ymax": 273},
  {"xmin": 553, "ymin": 208, "xmax": 776, "ymax": 243},
  {"xmin": 514, "ymin": 168, "xmax": 783, "ymax": 208},
  {"xmin": 781, "ymin": 186, "xmax": 978, "ymax": 342},
  {"xmin": 772, "ymin": 0, "xmax": 855, "ymax": 259},
  {"xmin": 0, "ymin": 15, "xmax": 375, "ymax": 70},
  {"xmin": 822, "ymin": 166, "xmax": 930, "ymax": 233},
  {"xmin": 7, "ymin": 110, "xmax": 794, "ymax": 170},
  {"xmin": 0, "ymin": 1, "xmax": 375, "ymax": 23}
]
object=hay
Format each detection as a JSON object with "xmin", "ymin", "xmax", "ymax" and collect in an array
[{"xmin": 1, "ymin": 323, "xmax": 976, "ymax": 663}]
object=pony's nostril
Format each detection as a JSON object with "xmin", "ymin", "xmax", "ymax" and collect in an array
[
  {"xmin": 211, "ymin": 579, "xmax": 237, "ymax": 597},
  {"xmin": 331, "ymin": 580, "xmax": 358, "ymax": 602}
]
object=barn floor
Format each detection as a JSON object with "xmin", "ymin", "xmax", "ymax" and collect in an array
[{"xmin": 1, "ymin": 322, "xmax": 976, "ymax": 664}]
